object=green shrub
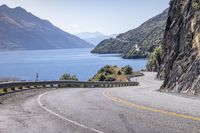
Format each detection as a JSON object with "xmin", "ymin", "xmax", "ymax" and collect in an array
[
  {"xmin": 146, "ymin": 47, "xmax": 162, "ymax": 72},
  {"xmin": 59, "ymin": 73, "xmax": 78, "ymax": 81},
  {"xmin": 3, "ymin": 88, "xmax": 8, "ymax": 93},
  {"xmin": 89, "ymin": 65, "xmax": 128, "ymax": 82},
  {"xmin": 105, "ymin": 76, "xmax": 116, "ymax": 81},
  {"xmin": 117, "ymin": 70, "xmax": 122, "ymax": 75},
  {"xmin": 99, "ymin": 74, "xmax": 106, "ymax": 81},
  {"xmin": 192, "ymin": 0, "xmax": 200, "ymax": 10},
  {"xmin": 122, "ymin": 65, "xmax": 133, "ymax": 75},
  {"xmin": 18, "ymin": 86, "xmax": 23, "ymax": 90},
  {"xmin": 11, "ymin": 87, "xmax": 15, "ymax": 91}
]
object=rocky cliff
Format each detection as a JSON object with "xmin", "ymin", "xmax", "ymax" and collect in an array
[{"xmin": 158, "ymin": 0, "xmax": 200, "ymax": 94}]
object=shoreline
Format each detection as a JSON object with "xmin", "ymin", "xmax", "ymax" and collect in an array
[{"xmin": 0, "ymin": 77, "xmax": 21, "ymax": 82}]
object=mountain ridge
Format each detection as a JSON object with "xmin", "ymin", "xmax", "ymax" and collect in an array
[
  {"xmin": 0, "ymin": 5, "xmax": 93, "ymax": 51},
  {"xmin": 91, "ymin": 9, "xmax": 168, "ymax": 59},
  {"xmin": 76, "ymin": 32, "xmax": 117, "ymax": 46}
]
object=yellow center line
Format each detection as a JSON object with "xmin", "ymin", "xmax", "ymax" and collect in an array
[{"xmin": 102, "ymin": 90, "xmax": 200, "ymax": 122}]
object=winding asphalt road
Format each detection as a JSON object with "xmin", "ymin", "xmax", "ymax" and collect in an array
[{"xmin": 1, "ymin": 72, "xmax": 200, "ymax": 133}]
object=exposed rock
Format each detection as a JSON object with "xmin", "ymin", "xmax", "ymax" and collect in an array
[{"xmin": 158, "ymin": 0, "xmax": 200, "ymax": 94}]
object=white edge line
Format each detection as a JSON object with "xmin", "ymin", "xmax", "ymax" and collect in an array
[{"xmin": 37, "ymin": 92, "xmax": 104, "ymax": 133}]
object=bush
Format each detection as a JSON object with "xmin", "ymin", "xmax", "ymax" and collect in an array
[
  {"xmin": 59, "ymin": 73, "xmax": 78, "ymax": 81},
  {"xmin": 105, "ymin": 76, "xmax": 116, "ymax": 81},
  {"xmin": 99, "ymin": 74, "xmax": 106, "ymax": 81},
  {"xmin": 192, "ymin": 0, "xmax": 200, "ymax": 10},
  {"xmin": 89, "ymin": 65, "xmax": 128, "ymax": 82},
  {"xmin": 122, "ymin": 65, "xmax": 133, "ymax": 75},
  {"xmin": 117, "ymin": 70, "xmax": 122, "ymax": 75},
  {"xmin": 3, "ymin": 88, "xmax": 8, "ymax": 93},
  {"xmin": 146, "ymin": 47, "xmax": 162, "ymax": 72}
]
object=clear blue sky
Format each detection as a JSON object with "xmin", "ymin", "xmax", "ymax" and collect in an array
[{"xmin": 0, "ymin": 0, "xmax": 170, "ymax": 35}]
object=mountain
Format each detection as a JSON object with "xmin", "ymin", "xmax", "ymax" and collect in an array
[
  {"xmin": 76, "ymin": 32, "xmax": 117, "ymax": 46},
  {"xmin": 76, "ymin": 32, "xmax": 106, "ymax": 39},
  {"xmin": 0, "ymin": 5, "xmax": 93, "ymax": 51},
  {"xmin": 91, "ymin": 9, "xmax": 168, "ymax": 59},
  {"xmin": 158, "ymin": 0, "xmax": 200, "ymax": 94}
]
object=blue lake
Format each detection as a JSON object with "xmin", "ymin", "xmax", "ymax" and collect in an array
[{"xmin": 0, "ymin": 48, "xmax": 147, "ymax": 81}]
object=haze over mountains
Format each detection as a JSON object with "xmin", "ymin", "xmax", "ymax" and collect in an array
[
  {"xmin": 76, "ymin": 32, "xmax": 117, "ymax": 46},
  {"xmin": 0, "ymin": 5, "xmax": 93, "ymax": 51}
]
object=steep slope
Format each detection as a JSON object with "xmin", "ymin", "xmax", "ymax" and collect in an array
[
  {"xmin": 158, "ymin": 0, "xmax": 200, "ymax": 94},
  {"xmin": 91, "ymin": 9, "xmax": 168, "ymax": 58},
  {"xmin": 0, "ymin": 5, "xmax": 93, "ymax": 50}
]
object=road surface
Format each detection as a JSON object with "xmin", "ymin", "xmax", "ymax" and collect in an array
[{"xmin": 1, "ymin": 72, "xmax": 200, "ymax": 133}]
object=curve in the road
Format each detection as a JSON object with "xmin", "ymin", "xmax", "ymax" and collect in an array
[
  {"xmin": 103, "ymin": 90, "xmax": 200, "ymax": 122},
  {"xmin": 37, "ymin": 92, "xmax": 104, "ymax": 133}
]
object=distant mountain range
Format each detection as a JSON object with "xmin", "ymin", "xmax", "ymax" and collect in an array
[
  {"xmin": 91, "ymin": 9, "xmax": 168, "ymax": 59},
  {"xmin": 76, "ymin": 32, "xmax": 117, "ymax": 46},
  {"xmin": 0, "ymin": 5, "xmax": 93, "ymax": 51}
]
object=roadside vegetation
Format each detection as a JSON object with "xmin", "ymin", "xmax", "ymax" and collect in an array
[
  {"xmin": 59, "ymin": 73, "xmax": 78, "ymax": 81},
  {"xmin": 192, "ymin": 0, "xmax": 200, "ymax": 10},
  {"xmin": 89, "ymin": 65, "xmax": 143, "ymax": 82},
  {"xmin": 146, "ymin": 47, "xmax": 162, "ymax": 72}
]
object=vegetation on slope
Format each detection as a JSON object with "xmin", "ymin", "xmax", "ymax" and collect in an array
[
  {"xmin": 122, "ymin": 48, "xmax": 148, "ymax": 59},
  {"xmin": 192, "ymin": 0, "xmax": 200, "ymax": 10},
  {"xmin": 146, "ymin": 47, "xmax": 162, "ymax": 72},
  {"xmin": 59, "ymin": 73, "xmax": 78, "ymax": 81},
  {"xmin": 89, "ymin": 65, "xmax": 135, "ymax": 82},
  {"xmin": 91, "ymin": 39, "xmax": 128, "ymax": 54},
  {"xmin": 91, "ymin": 9, "xmax": 168, "ymax": 59}
]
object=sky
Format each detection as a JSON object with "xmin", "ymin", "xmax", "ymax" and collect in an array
[{"xmin": 0, "ymin": 0, "xmax": 170, "ymax": 35}]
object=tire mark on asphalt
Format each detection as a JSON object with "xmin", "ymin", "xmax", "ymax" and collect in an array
[
  {"xmin": 118, "ymin": 114, "xmax": 136, "ymax": 133},
  {"xmin": 37, "ymin": 92, "xmax": 104, "ymax": 133}
]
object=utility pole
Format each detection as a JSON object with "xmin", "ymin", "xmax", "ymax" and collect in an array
[{"xmin": 36, "ymin": 73, "xmax": 39, "ymax": 81}]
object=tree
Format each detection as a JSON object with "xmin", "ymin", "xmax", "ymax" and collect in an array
[
  {"xmin": 117, "ymin": 70, "xmax": 122, "ymax": 75},
  {"xmin": 99, "ymin": 74, "xmax": 106, "ymax": 81},
  {"xmin": 146, "ymin": 47, "xmax": 162, "ymax": 72},
  {"xmin": 122, "ymin": 65, "xmax": 133, "ymax": 75},
  {"xmin": 59, "ymin": 73, "xmax": 78, "ymax": 81}
]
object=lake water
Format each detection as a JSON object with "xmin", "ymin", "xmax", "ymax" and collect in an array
[{"xmin": 0, "ymin": 48, "xmax": 147, "ymax": 81}]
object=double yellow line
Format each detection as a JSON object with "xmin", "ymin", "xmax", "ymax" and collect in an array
[{"xmin": 103, "ymin": 90, "xmax": 200, "ymax": 122}]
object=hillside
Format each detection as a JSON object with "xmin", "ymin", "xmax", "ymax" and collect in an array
[
  {"xmin": 0, "ymin": 5, "xmax": 93, "ymax": 51},
  {"xmin": 91, "ymin": 9, "xmax": 168, "ymax": 59},
  {"xmin": 158, "ymin": 0, "xmax": 200, "ymax": 94}
]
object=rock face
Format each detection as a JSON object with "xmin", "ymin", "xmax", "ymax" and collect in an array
[
  {"xmin": 91, "ymin": 9, "xmax": 168, "ymax": 59},
  {"xmin": 0, "ymin": 5, "xmax": 93, "ymax": 51},
  {"xmin": 158, "ymin": 0, "xmax": 200, "ymax": 94}
]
